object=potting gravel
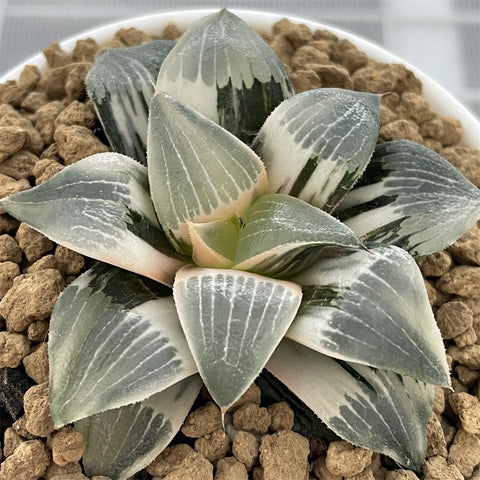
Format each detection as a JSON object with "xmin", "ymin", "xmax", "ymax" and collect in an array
[{"xmin": 0, "ymin": 16, "xmax": 480, "ymax": 480}]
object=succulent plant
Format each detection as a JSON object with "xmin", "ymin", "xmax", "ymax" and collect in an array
[{"xmin": 2, "ymin": 9, "xmax": 480, "ymax": 480}]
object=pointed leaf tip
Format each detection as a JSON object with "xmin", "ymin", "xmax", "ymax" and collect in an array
[
  {"xmin": 253, "ymin": 88, "xmax": 380, "ymax": 212},
  {"xmin": 49, "ymin": 264, "xmax": 198, "ymax": 426},
  {"xmin": 86, "ymin": 39, "xmax": 175, "ymax": 165},
  {"xmin": 233, "ymin": 194, "xmax": 364, "ymax": 277},
  {"xmin": 289, "ymin": 244, "xmax": 450, "ymax": 386},
  {"xmin": 147, "ymin": 92, "xmax": 267, "ymax": 255},
  {"xmin": 173, "ymin": 267, "xmax": 302, "ymax": 408},
  {"xmin": 156, "ymin": 9, "xmax": 293, "ymax": 142},
  {"xmin": 0, "ymin": 152, "xmax": 186, "ymax": 286},
  {"xmin": 268, "ymin": 340, "xmax": 434, "ymax": 471},
  {"xmin": 1, "ymin": 152, "xmax": 186, "ymax": 285},
  {"xmin": 77, "ymin": 374, "xmax": 202, "ymax": 480},
  {"xmin": 337, "ymin": 140, "xmax": 480, "ymax": 257}
]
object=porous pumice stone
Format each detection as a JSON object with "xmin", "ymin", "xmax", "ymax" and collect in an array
[{"xmin": 1, "ymin": 15, "xmax": 480, "ymax": 480}]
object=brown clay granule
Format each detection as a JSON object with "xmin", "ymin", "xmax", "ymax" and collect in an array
[
  {"xmin": 267, "ymin": 401, "xmax": 294, "ymax": 431},
  {"xmin": 54, "ymin": 124, "xmax": 108, "ymax": 165},
  {"xmin": 229, "ymin": 382, "xmax": 262, "ymax": 412},
  {"xmin": 181, "ymin": 401, "xmax": 223, "ymax": 438},
  {"xmin": 147, "ymin": 443, "xmax": 196, "ymax": 477},
  {"xmin": 232, "ymin": 430, "xmax": 259, "ymax": 471},
  {"xmin": 51, "ymin": 425, "xmax": 86, "ymax": 466},
  {"xmin": 0, "ymin": 16, "xmax": 480, "ymax": 480},
  {"xmin": 0, "ymin": 439, "xmax": 50, "ymax": 480},
  {"xmin": 325, "ymin": 440, "xmax": 373, "ymax": 477},
  {"xmin": 214, "ymin": 456, "xmax": 248, "ymax": 480},
  {"xmin": 259, "ymin": 430, "xmax": 310, "ymax": 480},
  {"xmin": 232, "ymin": 402, "xmax": 271, "ymax": 434},
  {"xmin": 0, "ymin": 331, "xmax": 30, "ymax": 368},
  {"xmin": 23, "ymin": 382, "xmax": 55, "ymax": 437},
  {"xmin": 16, "ymin": 221, "xmax": 54, "ymax": 262},
  {"xmin": 194, "ymin": 428, "xmax": 231, "ymax": 464},
  {"xmin": 23, "ymin": 341, "xmax": 49, "ymax": 384}
]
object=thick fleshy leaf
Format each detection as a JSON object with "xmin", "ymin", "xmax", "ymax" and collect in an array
[
  {"xmin": 49, "ymin": 263, "xmax": 197, "ymax": 426},
  {"xmin": 288, "ymin": 245, "xmax": 449, "ymax": 386},
  {"xmin": 233, "ymin": 194, "xmax": 363, "ymax": 277},
  {"xmin": 188, "ymin": 217, "xmax": 240, "ymax": 268},
  {"xmin": 156, "ymin": 9, "xmax": 293, "ymax": 143},
  {"xmin": 267, "ymin": 339, "xmax": 434, "ymax": 470},
  {"xmin": 76, "ymin": 374, "xmax": 202, "ymax": 480},
  {"xmin": 86, "ymin": 39, "xmax": 175, "ymax": 165},
  {"xmin": 0, "ymin": 152, "xmax": 186, "ymax": 286},
  {"xmin": 147, "ymin": 92, "xmax": 267, "ymax": 255},
  {"xmin": 252, "ymin": 88, "xmax": 380, "ymax": 212},
  {"xmin": 173, "ymin": 267, "xmax": 302, "ymax": 408},
  {"xmin": 337, "ymin": 140, "xmax": 480, "ymax": 257}
]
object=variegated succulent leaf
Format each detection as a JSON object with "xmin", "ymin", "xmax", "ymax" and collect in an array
[
  {"xmin": 77, "ymin": 374, "xmax": 202, "ymax": 480},
  {"xmin": 173, "ymin": 266, "xmax": 302, "ymax": 408},
  {"xmin": 0, "ymin": 152, "xmax": 187, "ymax": 286},
  {"xmin": 156, "ymin": 9, "xmax": 293, "ymax": 143},
  {"xmin": 86, "ymin": 39, "xmax": 175, "ymax": 165},
  {"xmin": 337, "ymin": 140, "xmax": 480, "ymax": 257},
  {"xmin": 49, "ymin": 263, "xmax": 197, "ymax": 426},
  {"xmin": 233, "ymin": 194, "xmax": 364, "ymax": 277},
  {"xmin": 147, "ymin": 91, "xmax": 267, "ymax": 255},
  {"xmin": 187, "ymin": 217, "xmax": 241, "ymax": 268},
  {"xmin": 289, "ymin": 244, "xmax": 450, "ymax": 386},
  {"xmin": 267, "ymin": 339, "xmax": 434, "ymax": 470},
  {"xmin": 252, "ymin": 88, "xmax": 380, "ymax": 212}
]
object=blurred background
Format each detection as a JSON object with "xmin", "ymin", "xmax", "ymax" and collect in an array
[{"xmin": 0, "ymin": 0, "xmax": 478, "ymax": 116}]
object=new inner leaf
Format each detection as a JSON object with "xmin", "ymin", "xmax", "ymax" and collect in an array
[{"xmin": 233, "ymin": 193, "xmax": 364, "ymax": 277}]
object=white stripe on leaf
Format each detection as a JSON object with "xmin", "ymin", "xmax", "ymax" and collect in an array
[
  {"xmin": 0, "ymin": 152, "xmax": 186, "ymax": 286},
  {"xmin": 49, "ymin": 264, "xmax": 197, "ymax": 426},
  {"xmin": 86, "ymin": 40, "xmax": 175, "ymax": 165},
  {"xmin": 173, "ymin": 267, "xmax": 302, "ymax": 408},
  {"xmin": 337, "ymin": 140, "xmax": 480, "ymax": 257},
  {"xmin": 288, "ymin": 244, "xmax": 449, "ymax": 386},
  {"xmin": 267, "ymin": 339, "xmax": 434, "ymax": 470},
  {"xmin": 253, "ymin": 88, "xmax": 380, "ymax": 212},
  {"xmin": 147, "ymin": 92, "xmax": 267, "ymax": 255},
  {"xmin": 76, "ymin": 374, "xmax": 202, "ymax": 480},
  {"xmin": 156, "ymin": 9, "xmax": 293, "ymax": 143}
]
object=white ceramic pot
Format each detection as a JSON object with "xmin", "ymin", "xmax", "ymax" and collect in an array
[{"xmin": 1, "ymin": 8, "xmax": 479, "ymax": 148}]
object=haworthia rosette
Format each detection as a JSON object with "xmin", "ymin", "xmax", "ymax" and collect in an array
[
  {"xmin": 233, "ymin": 194, "xmax": 363, "ymax": 277},
  {"xmin": 0, "ymin": 152, "xmax": 187, "ymax": 286},
  {"xmin": 253, "ymin": 88, "xmax": 380, "ymax": 212},
  {"xmin": 77, "ymin": 374, "xmax": 202, "ymax": 480},
  {"xmin": 173, "ymin": 266, "xmax": 302, "ymax": 408},
  {"xmin": 336, "ymin": 140, "xmax": 480, "ymax": 257},
  {"xmin": 86, "ymin": 39, "xmax": 175, "ymax": 165},
  {"xmin": 156, "ymin": 9, "xmax": 293, "ymax": 143},
  {"xmin": 49, "ymin": 263, "xmax": 197, "ymax": 425},
  {"xmin": 267, "ymin": 339, "xmax": 434, "ymax": 470},
  {"xmin": 289, "ymin": 244, "xmax": 450, "ymax": 386},
  {"xmin": 147, "ymin": 92, "xmax": 267, "ymax": 255}
]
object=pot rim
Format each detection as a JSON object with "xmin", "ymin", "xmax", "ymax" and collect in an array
[{"xmin": 1, "ymin": 7, "xmax": 479, "ymax": 148}]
